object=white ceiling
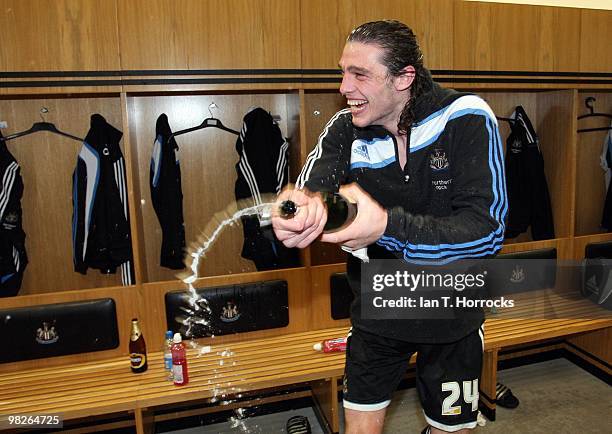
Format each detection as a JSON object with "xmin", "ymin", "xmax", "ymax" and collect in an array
[{"xmin": 463, "ymin": 0, "xmax": 612, "ymax": 10}]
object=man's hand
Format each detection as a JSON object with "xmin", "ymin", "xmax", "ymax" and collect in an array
[
  {"xmin": 272, "ymin": 186, "xmax": 328, "ymax": 248},
  {"xmin": 321, "ymin": 183, "xmax": 387, "ymax": 249}
]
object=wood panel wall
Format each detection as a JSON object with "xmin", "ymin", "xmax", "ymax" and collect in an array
[
  {"xmin": 0, "ymin": 0, "xmax": 609, "ymax": 73},
  {"xmin": 0, "ymin": 0, "xmax": 121, "ymax": 72},
  {"xmin": 300, "ymin": 0, "xmax": 455, "ymax": 70},
  {"xmin": 579, "ymin": 9, "xmax": 612, "ymax": 73},
  {"xmin": 453, "ymin": 2, "xmax": 583, "ymax": 71},
  {"xmin": 116, "ymin": 0, "xmax": 301, "ymax": 70}
]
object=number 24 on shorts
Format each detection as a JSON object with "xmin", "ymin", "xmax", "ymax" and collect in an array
[{"xmin": 441, "ymin": 379, "xmax": 479, "ymax": 415}]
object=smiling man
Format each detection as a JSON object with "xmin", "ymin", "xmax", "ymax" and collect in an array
[{"xmin": 272, "ymin": 20, "xmax": 507, "ymax": 434}]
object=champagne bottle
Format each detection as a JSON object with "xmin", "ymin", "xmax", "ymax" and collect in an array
[
  {"xmin": 280, "ymin": 192, "xmax": 357, "ymax": 233},
  {"xmin": 129, "ymin": 318, "xmax": 148, "ymax": 373}
]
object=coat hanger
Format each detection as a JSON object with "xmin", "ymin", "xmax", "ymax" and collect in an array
[
  {"xmin": 0, "ymin": 108, "xmax": 83, "ymax": 142},
  {"xmin": 168, "ymin": 102, "xmax": 239, "ymax": 143},
  {"xmin": 496, "ymin": 116, "xmax": 516, "ymax": 125},
  {"xmin": 577, "ymin": 97, "xmax": 612, "ymax": 133}
]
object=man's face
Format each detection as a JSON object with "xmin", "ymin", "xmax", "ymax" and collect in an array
[{"xmin": 339, "ymin": 42, "xmax": 408, "ymax": 133}]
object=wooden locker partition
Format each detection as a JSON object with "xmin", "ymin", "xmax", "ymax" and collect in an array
[
  {"xmin": 0, "ymin": 95, "xmax": 125, "ymax": 294},
  {"xmin": 127, "ymin": 92, "xmax": 301, "ymax": 282},
  {"xmin": 575, "ymin": 92, "xmax": 612, "ymax": 236}
]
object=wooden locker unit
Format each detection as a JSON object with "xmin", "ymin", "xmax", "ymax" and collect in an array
[
  {"xmin": 478, "ymin": 89, "xmax": 576, "ymax": 247},
  {"xmin": 0, "ymin": 0, "xmax": 610, "ymax": 418},
  {"xmin": 126, "ymin": 92, "xmax": 301, "ymax": 282},
  {"xmin": 0, "ymin": 95, "xmax": 125, "ymax": 294},
  {"xmin": 575, "ymin": 91, "xmax": 612, "ymax": 237}
]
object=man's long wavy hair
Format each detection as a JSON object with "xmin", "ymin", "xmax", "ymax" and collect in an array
[{"xmin": 347, "ymin": 20, "xmax": 431, "ymax": 135}]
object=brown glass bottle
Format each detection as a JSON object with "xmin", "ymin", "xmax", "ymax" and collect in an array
[{"xmin": 129, "ymin": 318, "xmax": 148, "ymax": 373}]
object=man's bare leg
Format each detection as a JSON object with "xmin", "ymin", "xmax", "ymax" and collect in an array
[{"xmin": 344, "ymin": 408, "xmax": 387, "ymax": 434}]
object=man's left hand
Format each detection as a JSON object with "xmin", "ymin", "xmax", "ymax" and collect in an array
[{"xmin": 321, "ymin": 183, "xmax": 387, "ymax": 249}]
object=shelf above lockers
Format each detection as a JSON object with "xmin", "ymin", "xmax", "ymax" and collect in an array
[
  {"xmin": 575, "ymin": 91, "xmax": 612, "ymax": 237},
  {"xmin": 125, "ymin": 91, "xmax": 302, "ymax": 282},
  {"xmin": 0, "ymin": 94, "xmax": 127, "ymax": 294}
]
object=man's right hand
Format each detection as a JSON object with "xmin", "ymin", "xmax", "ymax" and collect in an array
[{"xmin": 272, "ymin": 187, "xmax": 328, "ymax": 248}]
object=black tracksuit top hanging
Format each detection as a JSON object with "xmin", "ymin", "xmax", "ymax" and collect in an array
[
  {"xmin": 234, "ymin": 107, "xmax": 298, "ymax": 270},
  {"xmin": 0, "ymin": 134, "xmax": 28, "ymax": 296},
  {"xmin": 72, "ymin": 114, "xmax": 134, "ymax": 285},
  {"xmin": 150, "ymin": 113, "xmax": 186, "ymax": 269},
  {"xmin": 504, "ymin": 106, "xmax": 555, "ymax": 240}
]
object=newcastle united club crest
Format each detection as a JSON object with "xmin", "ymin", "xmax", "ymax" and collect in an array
[
  {"xmin": 430, "ymin": 149, "xmax": 449, "ymax": 171},
  {"xmin": 220, "ymin": 301, "xmax": 241, "ymax": 323}
]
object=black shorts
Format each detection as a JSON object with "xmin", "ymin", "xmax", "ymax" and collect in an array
[{"xmin": 343, "ymin": 325, "xmax": 484, "ymax": 432}]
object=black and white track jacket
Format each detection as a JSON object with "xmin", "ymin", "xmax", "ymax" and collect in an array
[
  {"xmin": 235, "ymin": 107, "xmax": 289, "ymax": 205},
  {"xmin": 72, "ymin": 114, "xmax": 134, "ymax": 285},
  {"xmin": 150, "ymin": 114, "xmax": 186, "ymax": 269},
  {"xmin": 504, "ymin": 106, "xmax": 555, "ymax": 240},
  {"xmin": 0, "ymin": 136, "xmax": 27, "ymax": 296},
  {"xmin": 234, "ymin": 107, "xmax": 299, "ymax": 270},
  {"xmin": 298, "ymin": 80, "xmax": 508, "ymax": 342}
]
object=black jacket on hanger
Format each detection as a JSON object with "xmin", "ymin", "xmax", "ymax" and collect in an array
[
  {"xmin": 150, "ymin": 114, "xmax": 186, "ymax": 269},
  {"xmin": 504, "ymin": 106, "xmax": 555, "ymax": 240},
  {"xmin": 0, "ymin": 133, "xmax": 28, "ymax": 296},
  {"xmin": 235, "ymin": 107, "xmax": 299, "ymax": 271},
  {"xmin": 72, "ymin": 114, "xmax": 134, "ymax": 285}
]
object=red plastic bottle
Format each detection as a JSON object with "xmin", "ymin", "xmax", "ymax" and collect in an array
[
  {"xmin": 313, "ymin": 337, "xmax": 347, "ymax": 353},
  {"xmin": 171, "ymin": 333, "xmax": 189, "ymax": 386}
]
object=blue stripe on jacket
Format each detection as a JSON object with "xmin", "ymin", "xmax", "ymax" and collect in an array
[{"xmin": 376, "ymin": 110, "xmax": 507, "ymax": 264}]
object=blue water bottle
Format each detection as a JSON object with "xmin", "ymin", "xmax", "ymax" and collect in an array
[{"xmin": 163, "ymin": 330, "xmax": 174, "ymax": 380}]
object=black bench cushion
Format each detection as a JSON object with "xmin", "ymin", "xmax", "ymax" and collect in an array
[
  {"xmin": 0, "ymin": 298, "xmax": 119, "ymax": 363},
  {"xmin": 165, "ymin": 280, "xmax": 289, "ymax": 338},
  {"xmin": 486, "ymin": 248, "xmax": 557, "ymax": 296},
  {"xmin": 582, "ymin": 241, "xmax": 612, "ymax": 309}
]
